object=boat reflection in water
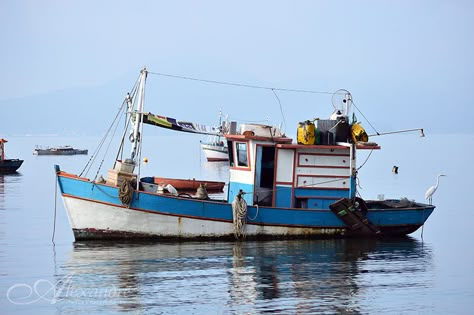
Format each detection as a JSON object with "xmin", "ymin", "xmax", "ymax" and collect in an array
[{"xmin": 56, "ymin": 238, "xmax": 432, "ymax": 313}]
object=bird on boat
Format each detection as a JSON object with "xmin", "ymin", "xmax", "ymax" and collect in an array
[
  {"xmin": 164, "ymin": 184, "xmax": 178, "ymax": 196},
  {"xmin": 425, "ymin": 174, "xmax": 446, "ymax": 205}
]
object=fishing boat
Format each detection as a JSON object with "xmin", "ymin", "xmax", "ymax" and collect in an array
[
  {"xmin": 0, "ymin": 139, "xmax": 23, "ymax": 173},
  {"xmin": 34, "ymin": 145, "xmax": 88, "ymax": 156},
  {"xmin": 55, "ymin": 68, "xmax": 436, "ymax": 241},
  {"xmin": 200, "ymin": 111, "xmax": 229, "ymax": 161},
  {"xmin": 200, "ymin": 136, "xmax": 228, "ymax": 162}
]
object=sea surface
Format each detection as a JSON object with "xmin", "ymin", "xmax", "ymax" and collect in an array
[{"xmin": 0, "ymin": 133, "xmax": 473, "ymax": 314}]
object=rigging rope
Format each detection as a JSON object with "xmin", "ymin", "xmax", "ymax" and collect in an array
[
  {"xmin": 356, "ymin": 149, "xmax": 374, "ymax": 172},
  {"xmin": 93, "ymin": 105, "xmax": 125, "ymax": 182},
  {"xmin": 80, "ymin": 71, "xmax": 141, "ymax": 178},
  {"xmin": 352, "ymin": 100, "xmax": 380, "ymax": 136},
  {"xmin": 80, "ymin": 99, "xmax": 127, "ymax": 178},
  {"xmin": 149, "ymin": 70, "xmax": 381, "ymax": 147},
  {"xmin": 148, "ymin": 71, "xmax": 337, "ymax": 95},
  {"xmin": 272, "ymin": 89, "xmax": 286, "ymax": 134}
]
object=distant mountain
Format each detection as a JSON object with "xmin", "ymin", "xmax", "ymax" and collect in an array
[
  {"xmin": 2, "ymin": 74, "xmax": 470, "ymax": 138},
  {"xmin": 0, "ymin": 82, "xmax": 131, "ymax": 137}
]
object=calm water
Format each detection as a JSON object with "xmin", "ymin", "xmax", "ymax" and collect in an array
[{"xmin": 0, "ymin": 133, "xmax": 473, "ymax": 314}]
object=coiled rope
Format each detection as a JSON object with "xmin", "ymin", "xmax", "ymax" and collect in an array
[
  {"xmin": 232, "ymin": 190, "xmax": 247, "ymax": 240},
  {"xmin": 119, "ymin": 179, "xmax": 134, "ymax": 206}
]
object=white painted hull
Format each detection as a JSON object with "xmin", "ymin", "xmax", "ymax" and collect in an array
[
  {"xmin": 63, "ymin": 196, "xmax": 234, "ymax": 238},
  {"xmin": 62, "ymin": 196, "xmax": 345, "ymax": 240}
]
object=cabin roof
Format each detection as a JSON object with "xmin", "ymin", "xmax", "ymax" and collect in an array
[
  {"xmin": 276, "ymin": 143, "xmax": 380, "ymax": 150},
  {"xmin": 225, "ymin": 134, "xmax": 293, "ymax": 144},
  {"xmin": 356, "ymin": 143, "xmax": 381, "ymax": 150}
]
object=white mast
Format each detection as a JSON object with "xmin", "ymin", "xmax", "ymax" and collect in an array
[
  {"xmin": 344, "ymin": 91, "xmax": 352, "ymax": 116},
  {"xmin": 130, "ymin": 67, "xmax": 147, "ymax": 162}
]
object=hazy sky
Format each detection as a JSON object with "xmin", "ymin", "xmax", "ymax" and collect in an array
[{"xmin": 1, "ymin": 0, "xmax": 473, "ymax": 136}]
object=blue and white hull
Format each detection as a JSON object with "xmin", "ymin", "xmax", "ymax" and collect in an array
[{"xmin": 57, "ymin": 169, "xmax": 435, "ymax": 241}]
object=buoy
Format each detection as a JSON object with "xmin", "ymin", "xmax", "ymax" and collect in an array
[{"xmin": 143, "ymin": 157, "xmax": 148, "ymax": 163}]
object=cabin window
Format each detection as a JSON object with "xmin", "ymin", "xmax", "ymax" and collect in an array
[{"xmin": 236, "ymin": 142, "xmax": 248, "ymax": 167}]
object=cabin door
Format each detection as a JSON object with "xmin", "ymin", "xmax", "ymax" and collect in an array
[{"xmin": 254, "ymin": 146, "xmax": 275, "ymax": 206}]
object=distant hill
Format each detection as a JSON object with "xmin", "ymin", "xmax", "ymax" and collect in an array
[
  {"xmin": 0, "ymin": 82, "xmax": 130, "ymax": 137},
  {"xmin": 2, "ymin": 74, "xmax": 470, "ymax": 138}
]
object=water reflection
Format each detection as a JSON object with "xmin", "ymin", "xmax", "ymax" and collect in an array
[
  {"xmin": 0, "ymin": 175, "xmax": 4, "ymax": 211},
  {"xmin": 0, "ymin": 173, "xmax": 22, "ymax": 210},
  {"xmin": 0, "ymin": 173, "xmax": 23, "ymax": 243},
  {"xmin": 0, "ymin": 175, "xmax": 4, "ymax": 246},
  {"xmin": 201, "ymin": 160, "xmax": 229, "ymax": 199},
  {"xmin": 55, "ymin": 238, "xmax": 432, "ymax": 314},
  {"xmin": 201, "ymin": 161, "xmax": 229, "ymax": 182}
]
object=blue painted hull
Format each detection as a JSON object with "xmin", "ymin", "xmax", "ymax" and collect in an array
[{"xmin": 56, "ymin": 168, "xmax": 435, "ymax": 241}]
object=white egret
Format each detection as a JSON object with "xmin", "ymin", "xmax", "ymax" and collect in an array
[{"xmin": 425, "ymin": 174, "xmax": 446, "ymax": 205}]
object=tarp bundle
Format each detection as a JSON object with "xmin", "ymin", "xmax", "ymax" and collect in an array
[{"xmin": 143, "ymin": 112, "xmax": 221, "ymax": 136}]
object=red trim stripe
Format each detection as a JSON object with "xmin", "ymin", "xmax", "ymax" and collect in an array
[{"xmin": 297, "ymin": 165, "xmax": 350, "ymax": 169}]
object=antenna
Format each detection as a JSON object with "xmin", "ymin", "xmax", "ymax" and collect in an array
[{"xmin": 331, "ymin": 89, "xmax": 352, "ymax": 116}]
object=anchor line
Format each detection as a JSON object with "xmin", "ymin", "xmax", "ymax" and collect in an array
[
  {"xmin": 52, "ymin": 175, "xmax": 58, "ymax": 243},
  {"xmin": 248, "ymin": 204, "xmax": 259, "ymax": 221},
  {"xmin": 421, "ymin": 207, "xmax": 426, "ymax": 241}
]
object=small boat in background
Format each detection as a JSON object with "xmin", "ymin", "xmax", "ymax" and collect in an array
[
  {"xmin": 33, "ymin": 145, "xmax": 88, "ymax": 156},
  {"xmin": 200, "ymin": 136, "xmax": 228, "ymax": 162},
  {"xmin": 200, "ymin": 111, "xmax": 229, "ymax": 162},
  {"xmin": 0, "ymin": 138, "xmax": 23, "ymax": 173}
]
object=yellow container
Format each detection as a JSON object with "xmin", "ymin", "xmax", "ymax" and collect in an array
[
  {"xmin": 350, "ymin": 123, "xmax": 369, "ymax": 143},
  {"xmin": 297, "ymin": 121, "xmax": 316, "ymax": 145}
]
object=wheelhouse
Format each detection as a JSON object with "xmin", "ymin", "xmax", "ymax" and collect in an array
[{"xmin": 225, "ymin": 123, "xmax": 379, "ymax": 210}]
